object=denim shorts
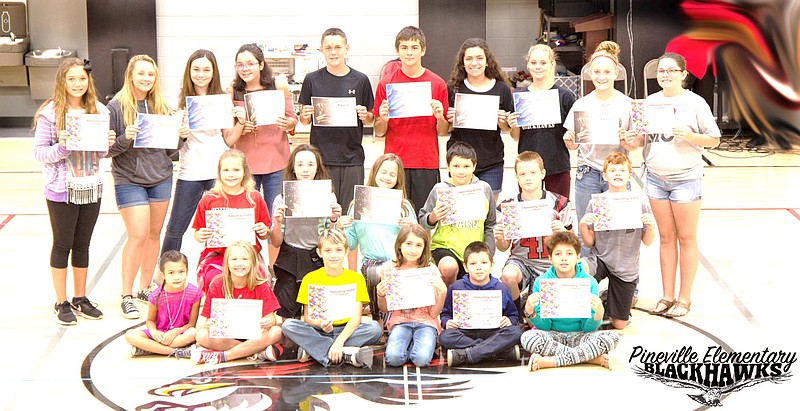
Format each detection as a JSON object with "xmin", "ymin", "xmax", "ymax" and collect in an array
[
  {"xmin": 115, "ymin": 178, "xmax": 173, "ymax": 208},
  {"xmin": 645, "ymin": 172, "xmax": 702, "ymax": 203},
  {"xmin": 476, "ymin": 164, "xmax": 504, "ymax": 194}
]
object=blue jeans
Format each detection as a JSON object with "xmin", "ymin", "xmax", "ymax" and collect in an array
[
  {"xmin": 475, "ymin": 164, "xmax": 504, "ymax": 194},
  {"xmin": 254, "ymin": 170, "xmax": 283, "ymax": 216},
  {"xmin": 282, "ymin": 319, "xmax": 382, "ymax": 367},
  {"xmin": 161, "ymin": 178, "xmax": 214, "ymax": 253},
  {"xmin": 385, "ymin": 322, "xmax": 438, "ymax": 367},
  {"xmin": 438, "ymin": 326, "xmax": 523, "ymax": 363}
]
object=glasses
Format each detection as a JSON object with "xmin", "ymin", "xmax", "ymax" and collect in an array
[
  {"xmin": 657, "ymin": 68, "xmax": 683, "ymax": 75},
  {"xmin": 235, "ymin": 62, "xmax": 259, "ymax": 71}
]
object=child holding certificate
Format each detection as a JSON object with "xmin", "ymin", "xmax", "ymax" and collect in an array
[
  {"xmin": 494, "ymin": 151, "xmax": 572, "ymax": 316},
  {"xmin": 375, "ymin": 224, "xmax": 446, "ymax": 367},
  {"xmin": 107, "ymin": 55, "xmax": 189, "ymax": 320},
  {"xmin": 195, "ymin": 241, "xmax": 283, "ymax": 365},
  {"xmin": 507, "ymin": 44, "xmax": 576, "ymax": 198},
  {"xmin": 439, "ymin": 241, "xmax": 522, "ymax": 367},
  {"xmin": 125, "ymin": 251, "xmax": 201, "ymax": 358},
  {"xmin": 419, "ymin": 142, "xmax": 496, "ymax": 286},
  {"xmin": 521, "ymin": 231, "xmax": 619, "ymax": 372},
  {"xmin": 33, "ymin": 57, "xmax": 115, "ymax": 325},
  {"xmin": 336, "ymin": 153, "xmax": 416, "ymax": 322},
  {"xmin": 445, "ymin": 38, "xmax": 514, "ymax": 201},
  {"xmin": 192, "ymin": 149, "xmax": 271, "ymax": 293},
  {"xmin": 281, "ymin": 229, "xmax": 382, "ymax": 368},
  {"xmin": 270, "ymin": 144, "xmax": 342, "ymax": 319},
  {"xmin": 579, "ymin": 152, "xmax": 654, "ymax": 329}
]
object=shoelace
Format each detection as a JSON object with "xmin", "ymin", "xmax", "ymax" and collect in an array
[{"xmin": 122, "ymin": 298, "xmax": 137, "ymax": 312}]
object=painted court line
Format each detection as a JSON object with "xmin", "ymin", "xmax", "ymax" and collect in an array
[
  {"xmin": 699, "ymin": 252, "xmax": 758, "ymax": 328},
  {"xmin": 788, "ymin": 209, "xmax": 800, "ymax": 221},
  {"xmin": 0, "ymin": 215, "xmax": 14, "ymax": 231}
]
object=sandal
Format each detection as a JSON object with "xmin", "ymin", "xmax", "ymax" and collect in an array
[
  {"xmin": 649, "ymin": 299, "xmax": 674, "ymax": 316},
  {"xmin": 528, "ymin": 354, "xmax": 542, "ymax": 372},
  {"xmin": 664, "ymin": 301, "xmax": 691, "ymax": 318}
]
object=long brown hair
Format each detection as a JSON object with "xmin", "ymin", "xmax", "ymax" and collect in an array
[
  {"xmin": 365, "ymin": 153, "xmax": 408, "ymax": 200},
  {"xmin": 449, "ymin": 38, "xmax": 511, "ymax": 93},
  {"xmin": 284, "ymin": 143, "xmax": 329, "ymax": 181},
  {"xmin": 178, "ymin": 49, "xmax": 224, "ymax": 110},
  {"xmin": 232, "ymin": 43, "xmax": 275, "ymax": 92},
  {"xmin": 394, "ymin": 224, "xmax": 432, "ymax": 268},
  {"xmin": 32, "ymin": 58, "xmax": 101, "ymax": 131}
]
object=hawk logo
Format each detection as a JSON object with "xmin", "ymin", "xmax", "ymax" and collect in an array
[
  {"xmin": 630, "ymin": 346, "xmax": 796, "ymax": 407},
  {"xmin": 348, "ymin": 89, "xmax": 356, "ymax": 95}
]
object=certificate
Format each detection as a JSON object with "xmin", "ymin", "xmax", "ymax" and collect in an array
[
  {"xmin": 383, "ymin": 267, "xmax": 436, "ymax": 311},
  {"xmin": 311, "ymin": 96, "xmax": 357, "ymax": 127},
  {"xmin": 573, "ymin": 111, "xmax": 619, "ymax": 145},
  {"xmin": 454, "ymin": 93, "xmax": 499, "ymax": 131},
  {"xmin": 353, "ymin": 185, "xmax": 402, "ymax": 225},
  {"xmin": 500, "ymin": 199, "xmax": 553, "ymax": 240},
  {"xmin": 283, "ymin": 180, "xmax": 333, "ymax": 218},
  {"xmin": 539, "ymin": 278, "xmax": 591, "ymax": 319},
  {"xmin": 591, "ymin": 192, "xmax": 644, "ymax": 231},
  {"xmin": 307, "ymin": 284, "xmax": 357, "ymax": 322},
  {"xmin": 208, "ymin": 298, "xmax": 262, "ymax": 340},
  {"xmin": 65, "ymin": 113, "xmax": 110, "ymax": 151},
  {"xmin": 205, "ymin": 208, "xmax": 255, "ymax": 247},
  {"xmin": 244, "ymin": 89, "xmax": 285, "ymax": 126},
  {"xmin": 437, "ymin": 185, "xmax": 486, "ymax": 225},
  {"xmin": 631, "ymin": 100, "xmax": 675, "ymax": 135},
  {"xmin": 187, "ymin": 94, "xmax": 234, "ymax": 131},
  {"xmin": 453, "ymin": 290, "xmax": 502, "ymax": 329},
  {"xmin": 513, "ymin": 89, "xmax": 561, "ymax": 127},
  {"xmin": 387, "ymin": 82, "xmax": 432, "ymax": 118},
  {"xmin": 133, "ymin": 114, "xmax": 181, "ymax": 149}
]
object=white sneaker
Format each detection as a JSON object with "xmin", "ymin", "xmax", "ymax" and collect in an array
[
  {"xmin": 342, "ymin": 346, "xmax": 373, "ymax": 368},
  {"xmin": 121, "ymin": 295, "xmax": 140, "ymax": 319}
]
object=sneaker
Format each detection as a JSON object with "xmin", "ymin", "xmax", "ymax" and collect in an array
[
  {"xmin": 169, "ymin": 345, "xmax": 193, "ymax": 359},
  {"xmin": 446, "ymin": 348, "xmax": 467, "ymax": 367},
  {"xmin": 71, "ymin": 296, "xmax": 103, "ymax": 320},
  {"xmin": 342, "ymin": 346, "xmax": 373, "ymax": 368},
  {"xmin": 131, "ymin": 345, "xmax": 153, "ymax": 357},
  {"xmin": 248, "ymin": 344, "xmax": 284, "ymax": 362},
  {"xmin": 121, "ymin": 295, "xmax": 140, "ymax": 319},
  {"xmin": 297, "ymin": 346, "xmax": 311, "ymax": 363},
  {"xmin": 54, "ymin": 301, "xmax": 77, "ymax": 326},
  {"xmin": 501, "ymin": 345, "xmax": 521, "ymax": 362},
  {"xmin": 137, "ymin": 282, "xmax": 158, "ymax": 302},
  {"xmin": 195, "ymin": 350, "xmax": 224, "ymax": 365}
]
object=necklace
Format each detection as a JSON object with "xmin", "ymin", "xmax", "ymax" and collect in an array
[{"xmin": 164, "ymin": 287, "xmax": 187, "ymax": 330}]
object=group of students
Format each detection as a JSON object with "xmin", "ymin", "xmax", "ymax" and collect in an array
[{"xmin": 34, "ymin": 23, "xmax": 719, "ymax": 370}]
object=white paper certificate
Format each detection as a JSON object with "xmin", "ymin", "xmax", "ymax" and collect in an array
[
  {"xmin": 642, "ymin": 102, "xmax": 675, "ymax": 135},
  {"xmin": 539, "ymin": 278, "xmax": 591, "ymax": 319},
  {"xmin": 591, "ymin": 192, "xmax": 644, "ymax": 231},
  {"xmin": 453, "ymin": 290, "xmax": 502, "ymax": 329},
  {"xmin": 205, "ymin": 208, "xmax": 255, "ymax": 247},
  {"xmin": 383, "ymin": 268, "xmax": 435, "ymax": 311},
  {"xmin": 500, "ymin": 199, "xmax": 553, "ymax": 239},
  {"xmin": 208, "ymin": 298, "xmax": 262, "ymax": 340},
  {"xmin": 353, "ymin": 185, "xmax": 402, "ymax": 225},
  {"xmin": 454, "ymin": 93, "xmax": 499, "ymax": 131},
  {"xmin": 437, "ymin": 185, "xmax": 486, "ymax": 225},
  {"xmin": 308, "ymin": 284, "xmax": 357, "ymax": 322},
  {"xmin": 244, "ymin": 89, "xmax": 285, "ymax": 126},
  {"xmin": 187, "ymin": 94, "xmax": 234, "ymax": 131},
  {"xmin": 65, "ymin": 113, "xmax": 110, "ymax": 151},
  {"xmin": 283, "ymin": 180, "xmax": 333, "ymax": 218},
  {"xmin": 513, "ymin": 89, "xmax": 561, "ymax": 127},
  {"xmin": 133, "ymin": 114, "xmax": 181, "ymax": 149},
  {"xmin": 311, "ymin": 96, "xmax": 357, "ymax": 127},
  {"xmin": 573, "ymin": 111, "xmax": 619, "ymax": 145},
  {"xmin": 387, "ymin": 82, "xmax": 432, "ymax": 118}
]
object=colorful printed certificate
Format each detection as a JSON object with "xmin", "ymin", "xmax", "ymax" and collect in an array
[
  {"xmin": 307, "ymin": 284, "xmax": 357, "ymax": 322},
  {"xmin": 283, "ymin": 180, "xmax": 333, "ymax": 218},
  {"xmin": 573, "ymin": 111, "xmax": 619, "ymax": 145},
  {"xmin": 437, "ymin": 185, "xmax": 486, "ymax": 225},
  {"xmin": 205, "ymin": 208, "xmax": 255, "ymax": 247},
  {"xmin": 353, "ymin": 185, "xmax": 402, "ymax": 225},
  {"xmin": 453, "ymin": 290, "xmax": 502, "ymax": 329},
  {"xmin": 208, "ymin": 298, "xmax": 262, "ymax": 340},
  {"xmin": 383, "ymin": 267, "xmax": 435, "ymax": 311},
  {"xmin": 453, "ymin": 93, "xmax": 499, "ymax": 131},
  {"xmin": 500, "ymin": 199, "xmax": 553, "ymax": 240},
  {"xmin": 513, "ymin": 89, "xmax": 561, "ymax": 127},
  {"xmin": 186, "ymin": 94, "xmax": 234, "ymax": 131},
  {"xmin": 387, "ymin": 82, "xmax": 432, "ymax": 118},
  {"xmin": 539, "ymin": 278, "xmax": 591, "ymax": 319},
  {"xmin": 244, "ymin": 89, "xmax": 285, "ymax": 126},
  {"xmin": 65, "ymin": 113, "xmax": 110, "ymax": 151},
  {"xmin": 631, "ymin": 100, "xmax": 675, "ymax": 135},
  {"xmin": 591, "ymin": 192, "xmax": 644, "ymax": 231},
  {"xmin": 133, "ymin": 114, "xmax": 181, "ymax": 149},
  {"xmin": 311, "ymin": 96, "xmax": 357, "ymax": 127}
]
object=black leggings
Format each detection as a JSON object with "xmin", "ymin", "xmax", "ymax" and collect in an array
[{"xmin": 46, "ymin": 199, "xmax": 102, "ymax": 269}]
